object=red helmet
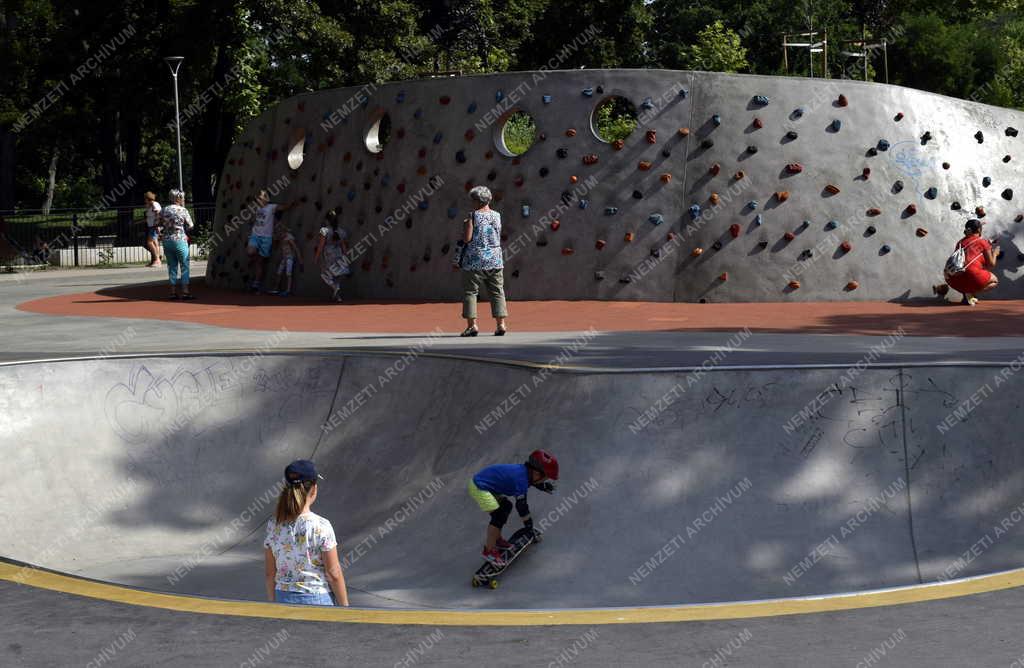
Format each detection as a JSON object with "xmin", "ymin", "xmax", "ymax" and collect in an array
[{"xmin": 527, "ymin": 449, "xmax": 559, "ymax": 480}]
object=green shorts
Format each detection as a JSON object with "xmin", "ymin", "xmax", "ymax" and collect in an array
[{"xmin": 468, "ymin": 479, "xmax": 499, "ymax": 512}]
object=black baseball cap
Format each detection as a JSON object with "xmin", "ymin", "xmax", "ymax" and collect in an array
[{"xmin": 285, "ymin": 459, "xmax": 323, "ymax": 485}]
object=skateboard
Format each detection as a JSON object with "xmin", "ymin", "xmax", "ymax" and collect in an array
[{"xmin": 471, "ymin": 526, "xmax": 542, "ymax": 589}]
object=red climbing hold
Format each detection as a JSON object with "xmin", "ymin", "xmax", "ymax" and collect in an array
[
  {"xmin": 867, "ymin": 208, "xmax": 881, "ymax": 216},
  {"xmin": 660, "ymin": 173, "xmax": 672, "ymax": 184},
  {"xmin": 667, "ymin": 232, "xmax": 676, "ymax": 241},
  {"xmin": 465, "ymin": 129, "xmax": 476, "ymax": 141},
  {"xmin": 905, "ymin": 204, "xmax": 917, "ymax": 215},
  {"xmin": 439, "ymin": 95, "xmax": 451, "ymax": 105},
  {"xmin": 638, "ymin": 161, "xmax": 652, "ymax": 171},
  {"xmin": 785, "ymin": 163, "xmax": 803, "ymax": 174},
  {"xmin": 550, "ymin": 220, "xmax": 560, "ymax": 231},
  {"xmin": 784, "ymin": 231, "xmax": 796, "ymax": 241},
  {"xmin": 916, "ymin": 228, "xmax": 928, "ymax": 237},
  {"xmin": 561, "ymin": 247, "xmax": 574, "ymax": 256},
  {"xmin": 753, "ymin": 118, "xmax": 764, "ymax": 129},
  {"xmin": 837, "ymin": 94, "xmax": 848, "ymax": 107},
  {"xmin": 840, "ymin": 241, "xmax": 852, "ymax": 253},
  {"xmin": 846, "ymin": 280, "xmax": 860, "ymax": 290},
  {"xmin": 397, "ymin": 183, "xmax": 407, "ymax": 193},
  {"xmin": 862, "ymin": 167, "xmax": 871, "ymax": 179},
  {"xmin": 612, "ymin": 139, "xmax": 625, "ymax": 150},
  {"xmin": 463, "ymin": 181, "xmax": 473, "ymax": 192},
  {"xmin": 729, "ymin": 223, "xmax": 741, "ymax": 238},
  {"xmin": 775, "ymin": 191, "xmax": 790, "ymax": 203},
  {"xmin": 417, "ymin": 148, "xmax": 427, "ymax": 159},
  {"xmin": 709, "ymin": 163, "xmax": 721, "ymax": 176},
  {"xmin": 595, "ymin": 239, "xmax": 607, "ymax": 250},
  {"xmin": 514, "ymin": 175, "xmax": 525, "ymax": 187},
  {"xmin": 583, "ymin": 154, "xmax": 599, "ymax": 165},
  {"xmin": 976, "ymin": 206, "xmax": 986, "ymax": 217},
  {"xmin": 624, "ymin": 232, "xmax": 635, "ymax": 242},
  {"xmin": 734, "ymin": 171, "xmax": 745, "ymax": 181},
  {"xmin": 646, "ymin": 130, "xmax": 657, "ymax": 144},
  {"xmin": 825, "ymin": 184, "xmax": 840, "ymax": 194},
  {"xmin": 719, "ymin": 272, "xmax": 729, "ymax": 281},
  {"xmin": 566, "ymin": 128, "xmax": 577, "ymax": 138},
  {"xmin": 361, "ymin": 259, "xmax": 372, "ymax": 272}
]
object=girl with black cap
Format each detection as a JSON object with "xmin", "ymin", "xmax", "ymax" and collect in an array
[{"xmin": 264, "ymin": 460, "xmax": 349, "ymax": 606}]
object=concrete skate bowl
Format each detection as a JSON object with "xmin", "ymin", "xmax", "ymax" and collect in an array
[
  {"xmin": 2, "ymin": 352, "xmax": 1024, "ymax": 615},
  {"xmin": 208, "ymin": 69, "xmax": 1024, "ymax": 303}
]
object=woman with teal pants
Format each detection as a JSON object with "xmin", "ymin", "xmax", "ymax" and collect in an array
[{"xmin": 159, "ymin": 189, "xmax": 195, "ymax": 299}]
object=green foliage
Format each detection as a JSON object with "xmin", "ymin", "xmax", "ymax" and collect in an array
[
  {"xmin": 502, "ymin": 111, "xmax": 536, "ymax": 155},
  {"xmin": 683, "ymin": 20, "xmax": 750, "ymax": 73},
  {"xmin": 594, "ymin": 97, "xmax": 638, "ymax": 143}
]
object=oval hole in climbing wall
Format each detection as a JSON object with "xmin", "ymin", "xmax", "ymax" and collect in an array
[
  {"xmin": 496, "ymin": 109, "xmax": 537, "ymax": 157},
  {"xmin": 287, "ymin": 127, "xmax": 306, "ymax": 169},
  {"xmin": 365, "ymin": 111, "xmax": 392, "ymax": 154},
  {"xmin": 591, "ymin": 95, "xmax": 638, "ymax": 143}
]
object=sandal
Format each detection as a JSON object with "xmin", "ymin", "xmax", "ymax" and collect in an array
[
  {"xmin": 460, "ymin": 327, "xmax": 479, "ymax": 337},
  {"xmin": 495, "ymin": 326, "xmax": 507, "ymax": 336}
]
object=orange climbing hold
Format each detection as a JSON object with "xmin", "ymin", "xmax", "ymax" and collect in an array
[
  {"xmin": 825, "ymin": 184, "xmax": 840, "ymax": 194},
  {"xmin": 417, "ymin": 166, "xmax": 428, "ymax": 176},
  {"xmin": 624, "ymin": 232, "xmax": 635, "ymax": 242},
  {"xmin": 570, "ymin": 175, "xmax": 579, "ymax": 184},
  {"xmin": 678, "ymin": 127, "xmax": 690, "ymax": 137},
  {"xmin": 645, "ymin": 130, "xmax": 657, "ymax": 144},
  {"xmin": 788, "ymin": 280, "xmax": 801, "ymax": 289},
  {"xmin": 638, "ymin": 161, "xmax": 652, "ymax": 171},
  {"xmin": 691, "ymin": 247, "xmax": 704, "ymax": 257},
  {"xmin": 660, "ymin": 173, "xmax": 672, "ymax": 184},
  {"xmin": 566, "ymin": 128, "xmax": 577, "ymax": 137},
  {"xmin": 846, "ymin": 280, "xmax": 860, "ymax": 290},
  {"xmin": 561, "ymin": 247, "xmax": 575, "ymax": 255},
  {"xmin": 775, "ymin": 191, "xmax": 790, "ymax": 203},
  {"xmin": 710, "ymin": 193, "xmax": 720, "ymax": 204}
]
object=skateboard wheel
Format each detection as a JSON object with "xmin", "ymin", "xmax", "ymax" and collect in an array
[{"xmin": 489, "ymin": 579, "xmax": 499, "ymax": 589}]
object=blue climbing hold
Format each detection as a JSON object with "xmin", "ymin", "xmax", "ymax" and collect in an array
[
  {"xmin": 396, "ymin": 91, "xmax": 406, "ymax": 103},
  {"xmin": 495, "ymin": 90, "xmax": 504, "ymax": 102},
  {"xmin": 825, "ymin": 220, "xmax": 838, "ymax": 230},
  {"xmin": 455, "ymin": 150, "xmax": 467, "ymax": 163},
  {"xmin": 447, "ymin": 207, "xmax": 458, "ymax": 219},
  {"xmin": 800, "ymin": 220, "xmax": 811, "ymax": 230},
  {"xmin": 925, "ymin": 186, "xmax": 938, "ymax": 199},
  {"xmin": 793, "ymin": 107, "xmax": 805, "ymax": 118},
  {"xmin": 747, "ymin": 200, "xmax": 758, "ymax": 211},
  {"xmin": 831, "ymin": 119, "xmax": 842, "ymax": 132},
  {"xmin": 679, "ymin": 87, "xmax": 688, "ymax": 98},
  {"xmin": 467, "ymin": 102, "xmax": 477, "ymax": 114},
  {"xmin": 418, "ymin": 200, "xmax": 429, "ymax": 210},
  {"xmin": 754, "ymin": 214, "xmax": 764, "ymax": 226},
  {"xmin": 433, "ymin": 132, "xmax": 443, "ymax": 144},
  {"xmin": 753, "ymin": 95, "xmax": 770, "ymax": 106},
  {"xmin": 578, "ymin": 199, "xmax": 588, "ymax": 209},
  {"xmin": 522, "ymin": 205, "xmax": 530, "ymax": 218},
  {"xmin": 689, "ymin": 204, "xmax": 701, "ymax": 220},
  {"xmin": 347, "ymin": 190, "xmax": 356, "ymax": 202},
  {"xmin": 381, "ymin": 175, "xmax": 391, "ymax": 186},
  {"xmin": 712, "ymin": 114, "xmax": 722, "ymax": 127},
  {"xmin": 641, "ymin": 97, "xmax": 654, "ymax": 110},
  {"xmin": 881, "ymin": 244, "xmax": 891, "ymax": 253},
  {"xmin": 877, "ymin": 139, "xmax": 890, "ymax": 151},
  {"xmin": 542, "ymin": 95, "xmax": 552, "ymax": 104},
  {"xmin": 648, "ymin": 213, "xmax": 664, "ymax": 226},
  {"xmin": 582, "ymin": 87, "xmax": 594, "ymax": 97}
]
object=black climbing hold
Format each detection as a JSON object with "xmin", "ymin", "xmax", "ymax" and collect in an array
[
  {"xmin": 594, "ymin": 271, "xmax": 605, "ymax": 281},
  {"xmin": 1004, "ymin": 155, "xmax": 1012, "ymax": 163},
  {"xmin": 799, "ymin": 250, "xmax": 813, "ymax": 260},
  {"xmin": 539, "ymin": 167, "xmax": 549, "ymax": 177},
  {"xmin": 487, "ymin": 170, "xmax": 497, "ymax": 181},
  {"xmin": 701, "ymin": 139, "xmax": 714, "ymax": 149},
  {"xmin": 596, "ymin": 86, "xmax": 604, "ymax": 94},
  {"xmin": 877, "ymin": 139, "xmax": 890, "ymax": 151},
  {"xmin": 867, "ymin": 148, "xmax": 878, "ymax": 157},
  {"xmin": 921, "ymin": 131, "xmax": 932, "ymax": 143},
  {"xmin": 1003, "ymin": 188, "xmax": 1014, "ymax": 200},
  {"xmin": 536, "ymin": 238, "xmax": 548, "ymax": 247},
  {"xmin": 556, "ymin": 148, "xmax": 568, "ymax": 159},
  {"xmin": 560, "ymin": 191, "xmax": 573, "ymax": 205},
  {"xmin": 756, "ymin": 241, "xmax": 768, "ymax": 249},
  {"xmin": 455, "ymin": 150, "xmax": 467, "ymax": 163},
  {"xmin": 785, "ymin": 130, "xmax": 798, "ymax": 140},
  {"xmin": 881, "ymin": 244, "xmax": 891, "ymax": 254},
  {"xmin": 951, "ymin": 201, "xmax": 961, "ymax": 210},
  {"xmin": 632, "ymin": 190, "xmax": 643, "ymax": 200},
  {"xmin": 975, "ymin": 131, "xmax": 984, "ymax": 143},
  {"xmin": 925, "ymin": 187, "xmax": 938, "ymax": 199},
  {"xmin": 1008, "ymin": 127, "xmax": 1020, "ymax": 137},
  {"xmin": 746, "ymin": 145, "xmax": 758, "ymax": 154},
  {"xmin": 650, "ymin": 248, "xmax": 661, "ymax": 258},
  {"xmin": 982, "ymin": 176, "xmax": 992, "ymax": 187},
  {"xmin": 866, "ymin": 225, "xmax": 876, "ymax": 235},
  {"xmin": 511, "ymin": 269, "xmax": 520, "ymax": 278},
  {"xmin": 712, "ymin": 240, "xmax": 723, "ymax": 251},
  {"xmin": 405, "ymin": 219, "xmax": 413, "ymax": 229},
  {"xmin": 893, "ymin": 180, "xmax": 904, "ymax": 193},
  {"xmin": 619, "ymin": 277, "xmax": 632, "ymax": 284},
  {"xmin": 441, "ymin": 243, "xmax": 450, "ymax": 255},
  {"xmin": 662, "ymin": 148, "xmax": 672, "ymax": 158}
]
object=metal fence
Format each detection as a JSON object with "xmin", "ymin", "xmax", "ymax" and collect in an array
[{"xmin": 0, "ymin": 203, "xmax": 215, "ymax": 267}]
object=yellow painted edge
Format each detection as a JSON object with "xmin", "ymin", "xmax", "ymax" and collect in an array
[{"xmin": 3, "ymin": 562, "xmax": 1024, "ymax": 626}]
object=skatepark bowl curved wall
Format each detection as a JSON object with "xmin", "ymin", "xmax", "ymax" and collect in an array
[
  {"xmin": 206, "ymin": 69, "xmax": 1024, "ymax": 303},
  {"xmin": 2, "ymin": 353, "xmax": 1024, "ymax": 610}
]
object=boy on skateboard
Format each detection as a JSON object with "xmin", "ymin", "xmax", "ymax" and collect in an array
[{"xmin": 468, "ymin": 450, "xmax": 559, "ymax": 567}]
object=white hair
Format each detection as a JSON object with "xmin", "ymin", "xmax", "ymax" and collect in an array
[
  {"xmin": 169, "ymin": 189, "xmax": 186, "ymax": 202},
  {"xmin": 468, "ymin": 186, "xmax": 492, "ymax": 206}
]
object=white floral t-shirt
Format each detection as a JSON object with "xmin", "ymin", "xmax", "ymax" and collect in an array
[{"xmin": 264, "ymin": 512, "xmax": 338, "ymax": 594}]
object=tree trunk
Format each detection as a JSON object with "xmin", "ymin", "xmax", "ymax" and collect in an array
[{"xmin": 42, "ymin": 148, "xmax": 58, "ymax": 214}]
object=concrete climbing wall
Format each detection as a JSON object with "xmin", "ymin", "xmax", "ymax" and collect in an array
[{"xmin": 207, "ymin": 69, "xmax": 1024, "ymax": 302}]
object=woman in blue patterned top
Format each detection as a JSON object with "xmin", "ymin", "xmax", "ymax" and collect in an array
[
  {"xmin": 459, "ymin": 186, "xmax": 508, "ymax": 336},
  {"xmin": 159, "ymin": 189, "xmax": 195, "ymax": 300}
]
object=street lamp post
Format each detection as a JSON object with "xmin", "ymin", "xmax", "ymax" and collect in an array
[{"xmin": 164, "ymin": 56, "xmax": 185, "ymax": 193}]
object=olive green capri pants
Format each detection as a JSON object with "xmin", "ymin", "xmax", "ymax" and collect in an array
[{"xmin": 461, "ymin": 269, "xmax": 508, "ymax": 319}]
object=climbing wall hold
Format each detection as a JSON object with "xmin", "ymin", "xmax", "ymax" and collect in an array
[
  {"xmin": 729, "ymin": 223, "xmax": 741, "ymax": 238},
  {"xmin": 712, "ymin": 240, "xmax": 723, "ymax": 251},
  {"xmin": 975, "ymin": 131, "xmax": 984, "ymax": 143},
  {"xmin": 550, "ymin": 220, "xmax": 560, "ymax": 231},
  {"xmin": 582, "ymin": 87, "xmax": 594, "ymax": 97},
  {"xmin": 881, "ymin": 244, "xmax": 891, "ymax": 254},
  {"xmin": 830, "ymin": 119, "xmax": 842, "ymax": 132},
  {"xmin": 569, "ymin": 175, "xmax": 578, "ymax": 184},
  {"xmin": 579, "ymin": 199, "xmax": 589, "ymax": 209},
  {"xmin": 893, "ymin": 180, "xmax": 904, "ymax": 193},
  {"xmin": 942, "ymin": 162, "xmax": 950, "ymax": 169},
  {"xmin": 495, "ymin": 90, "xmax": 504, "ymax": 102},
  {"xmin": 691, "ymin": 247, "xmax": 704, "ymax": 257},
  {"xmin": 439, "ymin": 95, "xmax": 451, "ymax": 105},
  {"xmin": 877, "ymin": 139, "xmax": 890, "ymax": 151},
  {"xmin": 866, "ymin": 208, "xmax": 881, "ymax": 216},
  {"xmin": 624, "ymin": 232, "xmax": 635, "ymax": 242},
  {"xmin": 595, "ymin": 239, "xmax": 607, "ymax": 250},
  {"xmin": 455, "ymin": 150, "xmax": 467, "ymax": 163},
  {"xmin": 916, "ymin": 228, "xmax": 928, "ymax": 237},
  {"xmin": 825, "ymin": 184, "xmax": 840, "ymax": 195},
  {"xmin": 613, "ymin": 139, "xmax": 625, "ymax": 150},
  {"xmin": 866, "ymin": 148, "xmax": 878, "ymax": 157},
  {"xmin": 536, "ymin": 237, "xmax": 548, "ymax": 247},
  {"xmin": 983, "ymin": 176, "xmax": 992, "ymax": 187},
  {"xmin": 951, "ymin": 201, "xmax": 961, "ymax": 210},
  {"xmin": 417, "ymin": 166, "xmax": 428, "ymax": 176},
  {"xmin": 661, "ymin": 148, "xmax": 671, "ymax": 158},
  {"xmin": 709, "ymin": 193, "xmax": 720, "ymax": 205},
  {"xmin": 645, "ymin": 130, "xmax": 657, "ymax": 144},
  {"xmin": 753, "ymin": 118, "xmax": 764, "ymax": 129},
  {"xmin": 825, "ymin": 220, "xmax": 840, "ymax": 231},
  {"xmin": 619, "ymin": 277, "xmax": 632, "ymax": 284},
  {"xmin": 921, "ymin": 131, "xmax": 932, "ymax": 143},
  {"xmin": 648, "ymin": 213, "xmax": 665, "ymax": 226},
  {"xmin": 799, "ymin": 249, "xmax": 813, "ymax": 260},
  {"xmin": 925, "ymin": 187, "xmax": 938, "ymax": 199},
  {"xmin": 679, "ymin": 87, "xmax": 688, "ymax": 98},
  {"xmin": 433, "ymin": 132, "xmax": 443, "ymax": 144},
  {"xmin": 1004, "ymin": 155, "xmax": 1012, "ymax": 163},
  {"xmin": 866, "ymin": 225, "xmax": 877, "ymax": 236},
  {"xmin": 712, "ymin": 114, "xmax": 722, "ymax": 126},
  {"xmin": 783, "ymin": 231, "xmax": 796, "ymax": 241},
  {"xmin": 788, "ymin": 280, "xmax": 801, "ymax": 289},
  {"xmin": 746, "ymin": 145, "xmax": 758, "ymax": 154},
  {"xmin": 678, "ymin": 127, "xmax": 690, "ymax": 137},
  {"xmin": 1003, "ymin": 188, "xmax": 1014, "ymax": 200},
  {"xmin": 719, "ymin": 272, "xmax": 729, "ymax": 281},
  {"xmin": 582, "ymin": 154, "xmax": 599, "ymax": 165},
  {"xmin": 667, "ymin": 232, "xmax": 677, "ymax": 241},
  {"xmin": 638, "ymin": 160, "xmax": 652, "ymax": 171},
  {"xmin": 747, "ymin": 200, "xmax": 758, "ymax": 210},
  {"xmin": 754, "ymin": 95, "xmax": 770, "ymax": 106},
  {"xmin": 840, "ymin": 241, "xmax": 852, "ymax": 253},
  {"xmin": 701, "ymin": 139, "xmax": 714, "ymax": 149},
  {"xmin": 1008, "ymin": 127, "xmax": 1020, "ymax": 137},
  {"xmin": 650, "ymin": 248, "xmax": 661, "ymax": 258},
  {"xmin": 754, "ymin": 214, "xmax": 763, "ymax": 226},
  {"xmin": 632, "ymin": 190, "xmax": 644, "ymax": 200},
  {"xmin": 905, "ymin": 204, "xmax": 917, "ymax": 216},
  {"xmin": 561, "ymin": 247, "xmax": 574, "ymax": 256},
  {"xmin": 660, "ymin": 173, "xmax": 672, "ymax": 184},
  {"xmin": 709, "ymin": 163, "xmax": 721, "ymax": 176},
  {"xmin": 640, "ymin": 97, "xmax": 654, "ymax": 110},
  {"xmin": 605, "ymin": 207, "xmax": 618, "ymax": 215},
  {"xmin": 542, "ymin": 95, "xmax": 552, "ymax": 104},
  {"xmin": 734, "ymin": 170, "xmax": 745, "ymax": 181},
  {"xmin": 566, "ymin": 128, "xmax": 577, "ymax": 138},
  {"xmin": 792, "ymin": 107, "xmax": 805, "ymax": 118},
  {"xmin": 557, "ymin": 147, "xmax": 569, "ymax": 159},
  {"xmin": 689, "ymin": 204, "xmax": 701, "ymax": 219},
  {"xmin": 539, "ymin": 167, "xmax": 549, "ymax": 177},
  {"xmin": 785, "ymin": 163, "xmax": 803, "ymax": 174},
  {"xmin": 775, "ymin": 191, "xmax": 790, "ymax": 203},
  {"xmin": 522, "ymin": 204, "xmax": 531, "ymax": 217},
  {"xmin": 895, "ymin": 112, "xmax": 904, "ymax": 121},
  {"xmin": 594, "ymin": 271, "xmax": 605, "ymax": 280},
  {"xmin": 837, "ymin": 94, "xmax": 848, "ymax": 107},
  {"xmin": 785, "ymin": 130, "xmax": 798, "ymax": 140},
  {"xmin": 976, "ymin": 206, "xmax": 986, "ymax": 217}
]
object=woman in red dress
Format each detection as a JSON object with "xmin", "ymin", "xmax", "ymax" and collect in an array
[{"xmin": 936, "ymin": 219, "xmax": 999, "ymax": 305}]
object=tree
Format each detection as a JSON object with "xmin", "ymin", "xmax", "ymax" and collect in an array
[{"xmin": 684, "ymin": 20, "xmax": 749, "ymax": 73}]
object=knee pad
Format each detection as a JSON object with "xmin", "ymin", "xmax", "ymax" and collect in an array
[{"xmin": 488, "ymin": 497, "xmax": 513, "ymax": 529}]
